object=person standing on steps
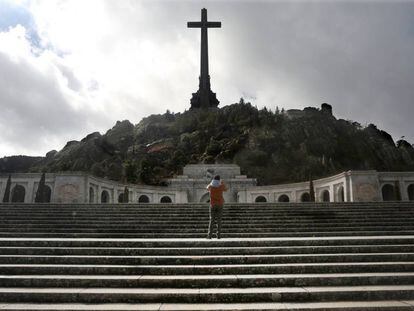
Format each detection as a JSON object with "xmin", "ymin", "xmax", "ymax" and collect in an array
[{"xmin": 206, "ymin": 175, "xmax": 227, "ymax": 239}]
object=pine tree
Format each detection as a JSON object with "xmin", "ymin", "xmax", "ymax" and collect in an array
[
  {"xmin": 124, "ymin": 186, "xmax": 129, "ymax": 203},
  {"xmin": 35, "ymin": 173, "xmax": 46, "ymax": 203},
  {"xmin": 394, "ymin": 181, "xmax": 402, "ymax": 201},
  {"xmin": 2, "ymin": 175, "xmax": 11, "ymax": 203},
  {"xmin": 309, "ymin": 175, "xmax": 315, "ymax": 202}
]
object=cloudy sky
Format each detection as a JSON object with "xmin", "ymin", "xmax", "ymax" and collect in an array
[{"xmin": 1, "ymin": 0, "xmax": 414, "ymax": 157}]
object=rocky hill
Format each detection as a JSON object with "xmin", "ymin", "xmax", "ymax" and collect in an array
[{"xmin": 1, "ymin": 100, "xmax": 414, "ymax": 185}]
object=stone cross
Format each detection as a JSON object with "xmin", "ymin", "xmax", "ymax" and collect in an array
[{"xmin": 188, "ymin": 8, "xmax": 221, "ymax": 109}]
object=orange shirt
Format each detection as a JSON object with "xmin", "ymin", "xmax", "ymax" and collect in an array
[{"xmin": 207, "ymin": 183, "xmax": 227, "ymax": 206}]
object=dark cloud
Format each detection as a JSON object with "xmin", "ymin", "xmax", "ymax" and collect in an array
[
  {"xmin": 210, "ymin": 2, "xmax": 414, "ymax": 142},
  {"xmin": 0, "ymin": 50, "xmax": 102, "ymax": 155},
  {"xmin": 1, "ymin": 1, "xmax": 414, "ymax": 157}
]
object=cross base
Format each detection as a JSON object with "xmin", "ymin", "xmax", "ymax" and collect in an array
[{"xmin": 190, "ymin": 89, "xmax": 219, "ymax": 109}]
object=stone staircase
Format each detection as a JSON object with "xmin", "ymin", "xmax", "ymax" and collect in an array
[{"xmin": 0, "ymin": 202, "xmax": 414, "ymax": 310}]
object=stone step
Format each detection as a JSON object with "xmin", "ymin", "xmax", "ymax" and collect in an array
[
  {"xmin": 2, "ymin": 221, "xmax": 413, "ymax": 227},
  {"xmin": 1, "ymin": 301, "xmax": 414, "ymax": 310},
  {"xmin": 1, "ymin": 208, "xmax": 412, "ymax": 213},
  {"xmin": 1, "ymin": 203, "xmax": 414, "ymax": 307},
  {"xmin": 2, "ymin": 209, "xmax": 413, "ymax": 214},
  {"xmin": 3, "ymin": 220, "xmax": 412, "ymax": 225},
  {"xmin": 1, "ymin": 236, "xmax": 412, "ymax": 247},
  {"xmin": 2, "ymin": 203, "xmax": 412, "ymax": 209},
  {"xmin": 1, "ymin": 285, "xmax": 414, "ymax": 303},
  {"xmin": 1, "ymin": 214, "xmax": 411, "ymax": 219},
  {"xmin": 15, "ymin": 213, "xmax": 407, "ymax": 217},
  {"xmin": 0, "ymin": 222, "xmax": 414, "ymax": 234},
  {"xmin": 9, "ymin": 210, "xmax": 411, "ymax": 215},
  {"xmin": 0, "ymin": 211, "xmax": 409, "ymax": 216},
  {"xmin": 2, "ymin": 218, "xmax": 413, "ymax": 225},
  {"xmin": 0, "ymin": 253, "xmax": 413, "ymax": 265},
  {"xmin": 1, "ymin": 231, "xmax": 414, "ymax": 238},
  {"xmin": 0, "ymin": 225, "xmax": 412, "ymax": 232},
  {"xmin": 0, "ymin": 262, "xmax": 413, "ymax": 275},
  {"xmin": 2, "ymin": 244, "xmax": 412, "ymax": 255},
  {"xmin": 1, "ymin": 202, "xmax": 412, "ymax": 207},
  {"xmin": 3, "ymin": 210, "xmax": 409, "ymax": 214},
  {"xmin": 1, "ymin": 212, "xmax": 411, "ymax": 216},
  {"xmin": 3, "ymin": 220, "xmax": 411, "ymax": 225},
  {"xmin": 6, "ymin": 223, "xmax": 414, "ymax": 228},
  {"xmin": 1, "ymin": 273, "xmax": 414, "ymax": 288},
  {"xmin": 3, "ymin": 219, "xmax": 414, "ymax": 225}
]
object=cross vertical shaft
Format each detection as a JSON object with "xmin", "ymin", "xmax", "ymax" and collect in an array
[
  {"xmin": 188, "ymin": 8, "xmax": 221, "ymax": 109},
  {"xmin": 200, "ymin": 8, "xmax": 209, "ymax": 92}
]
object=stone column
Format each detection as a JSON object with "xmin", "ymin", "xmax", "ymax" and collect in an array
[
  {"xmin": 27, "ymin": 180, "xmax": 35, "ymax": 203},
  {"xmin": 97, "ymin": 185, "xmax": 102, "ymax": 204},
  {"xmin": 329, "ymin": 184, "xmax": 334, "ymax": 203},
  {"xmin": 400, "ymin": 178, "xmax": 409, "ymax": 201},
  {"xmin": 345, "ymin": 173, "xmax": 351, "ymax": 202}
]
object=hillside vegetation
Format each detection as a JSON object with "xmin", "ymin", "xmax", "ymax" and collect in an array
[{"xmin": 1, "ymin": 101, "xmax": 414, "ymax": 185}]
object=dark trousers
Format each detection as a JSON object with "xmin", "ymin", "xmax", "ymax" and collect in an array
[{"xmin": 208, "ymin": 204, "xmax": 223, "ymax": 238}]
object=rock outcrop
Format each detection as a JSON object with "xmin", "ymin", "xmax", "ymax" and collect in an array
[{"xmin": 1, "ymin": 102, "xmax": 413, "ymax": 185}]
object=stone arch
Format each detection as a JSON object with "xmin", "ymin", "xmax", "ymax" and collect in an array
[
  {"xmin": 89, "ymin": 187, "xmax": 94, "ymax": 203},
  {"xmin": 160, "ymin": 196, "xmax": 172, "ymax": 203},
  {"xmin": 11, "ymin": 185, "xmax": 25, "ymax": 203},
  {"xmin": 321, "ymin": 190, "xmax": 330, "ymax": 202},
  {"xmin": 278, "ymin": 194, "xmax": 290, "ymax": 202},
  {"xmin": 101, "ymin": 190, "xmax": 109, "ymax": 203},
  {"xmin": 255, "ymin": 195, "xmax": 267, "ymax": 203},
  {"xmin": 382, "ymin": 184, "xmax": 395, "ymax": 201},
  {"xmin": 407, "ymin": 184, "xmax": 414, "ymax": 201},
  {"xmin": 43, "ymin": 185, "xmax": 52, "ymax": 203},
  {"xmin": 337, "ymin": 186, "xmax": 345, "ymax": 202},
  {"xmin": 301, "ymin": 192, "xmax": 311, "ymax": 202},
  {"xmin": 138, "ymin": 195, "xmax": 150, "ymax": 203},
  {"xmin": 200, "ymin": 193, "xmax": 210, "ymax": 203},
  {"xmin": 118, "ymin": 193, "xmax": 124, "ymax": 203}
]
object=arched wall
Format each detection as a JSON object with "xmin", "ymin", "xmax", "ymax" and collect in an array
[
  {"xmin": 407, "ymin": 184, "xmax": 414, "ymax": 201},
  {"xmin": 43, "ymin": 185, "xmax": 52, "ymax": 203},
  {"xmin": 3, "ymin": 170, "xmax": 414, "ymax": 204},
  {"xmin": 300, "ymin": 192, "xmax": 311, "ymax": 202},
  {"xmin": 89, "ymin": 187, "xmax": 94, "ymax": 203},
  {"xmin": 101, "ymin": 190, "xmax": 110, "ymax": 203},
  {"xmin": 118, "ymin": 193, "xmax": 124, "ymax": 203},
  {"xmin": 277, "ymin": 194, "xmax": 290, "ymax": 202},
  {"xmin": 160, "ymin": 196, "xmax": 172, "ymax": 203},
  {"xmin": 321, "ymin": 190, "xmax": 330, "ymax": 202},
  {"xmin": 255, "ymin": 195, "xmax": 267, "ymax": 203},
  {"xmin": 138, "ymin": 195, "xmax": 150, "ymax": 203},
  {"xmin": 382, "ymin": 184, "xmax": 395, "ymax": 201},
  {"xmin": 336, "ymin": 186, "xmax": 345, "ymax": 202},
  {"xmin": 11, "ymin": 185, "xmax": 26, "ymax": 203}
]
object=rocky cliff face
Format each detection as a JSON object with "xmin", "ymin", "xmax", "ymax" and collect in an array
[{"xmin": 2, "ymin": 102, "xmax": 413, "ymax": 185}]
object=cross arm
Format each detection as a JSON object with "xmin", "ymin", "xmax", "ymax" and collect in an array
[
  {"xmin": 187, "ymin": 22, "xmax": 221, "ymax": 28},
  {"xmin": 188, "ymin": 22, "xmax": 202, "ymax": 28},
  {"xmin": 206, "ymin": 22, "xmax": 221, "ymax": 28}
]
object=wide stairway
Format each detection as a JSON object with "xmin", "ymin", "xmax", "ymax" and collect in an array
[{"xmin": 0, "ymin": 202, "xmax": 414, "ymax": 310}]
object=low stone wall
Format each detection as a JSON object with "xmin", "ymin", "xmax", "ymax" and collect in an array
[
  {"xmin": 1, "ymin": 168, "xmax": 413, "ymax": 204},
  {"xmin": 241, "ymin": 171, "xmax": 414, "ymax": 203}
]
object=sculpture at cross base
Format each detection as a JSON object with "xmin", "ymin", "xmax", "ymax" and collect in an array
[{"xmin": 188, "ymin": 8, "xmax": 221, "ymax": 109}]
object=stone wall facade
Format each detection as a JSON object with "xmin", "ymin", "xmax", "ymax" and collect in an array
[
  {"xmin": 0, "ymin": 173, "xmax": 187, "ymax": 204},
  {"xmin": 243, "ymin": 170, "xmax": 414, "ymax": 203},
  {"xmin": 1, "ymin": 165, "xmax": 413, "ymax": 204}
]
